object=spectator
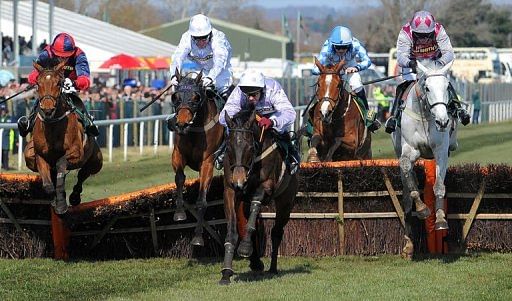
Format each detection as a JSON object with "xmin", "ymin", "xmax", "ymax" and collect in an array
[
  {"xmin": 472, "ymin": 89, "xmax": 481, "ymax": 124},
  {"xmin": 0, "ymin": 104, "xmax": 12, "ymax": 170}
]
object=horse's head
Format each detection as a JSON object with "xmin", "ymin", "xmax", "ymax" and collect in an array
[
  {"xmin": 314, "ymin": 57, "xmax": 345, "ymax": 123},
  {"xmin": 224, "ymin": 110, "xmax": 258, "ymax": 190},
  {"xmin": 171, "ymin": 68, "xmax": 207, "ymax": 134},
  {"xmin": 34, "ymin": 58, "xmax": 67, "ymax": 120},
  {"xmin": 416, "ymin": 60, "xmax": 453, "ymax": 131}
]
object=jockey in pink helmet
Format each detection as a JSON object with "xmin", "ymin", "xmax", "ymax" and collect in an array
[
  {"xmin": 18, "ymin": 32, "xmax": 99, "ymax": 137},
  {"xmin": 385, "ymin": 11, "xmax": 470, "ymax": 134}
]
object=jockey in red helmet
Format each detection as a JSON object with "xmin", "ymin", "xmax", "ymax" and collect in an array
[
  {"xmin": 385, "ymin": 11, "xmax": 470, "ymax": 133},
  {"xmin": 18, "ymin": 32, "xmax": 99, "ymax": 137}
]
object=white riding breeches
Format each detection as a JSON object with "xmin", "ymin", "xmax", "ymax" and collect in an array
[{"xmin": 342, "ymin": 72, "xmax": 363, "ymax": 93}]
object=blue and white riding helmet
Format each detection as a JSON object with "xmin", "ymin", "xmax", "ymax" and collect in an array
[{"xmin": 329, "ymin": 26, "xmax": 353, "ymax": 50}]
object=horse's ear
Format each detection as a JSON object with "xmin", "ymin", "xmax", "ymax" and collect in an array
[
  {"xmin": 33, "ymin": 60, "xmax": 43, "ymax": 72},
  {"xmin": 246, "ymin": 110, "xmax": 257, "ymax": 129},
  {"xmin": 196, "ymin": 69, "xmax": 203, "ymax": 84},
  {"xmin": 55, "ymin": 58, "xmax": 68, "ymax": 71},
  {"xmin": 225, "ymin": 111, "xmax": 234, "ymax": 129},
  {"xmin": 175, "ymin": 68, "xmax": 181, "ymax": 81},
  {"xmin": 314, "ymin": 57, "xmax": 324, "ymax": 73},
  {"xmin": 439, "ymin": 61, "xmax": 453, "ymax": 74},
  {"xmin": 335, "ymin": 59, "xmax": 345, "ymax": 74}
]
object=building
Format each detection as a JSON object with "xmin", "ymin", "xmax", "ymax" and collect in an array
[{"xmin": 140, "ymin": 17, "xmax": 293, "ymax": 62}]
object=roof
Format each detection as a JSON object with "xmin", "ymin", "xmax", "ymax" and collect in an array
[
  {"xmin": 141, "ymin": 17, "xmax": 290, "ymax": 43},
  {"xmin": 0, "ymin": 1, "xmax": 176, "ymax": 71}
]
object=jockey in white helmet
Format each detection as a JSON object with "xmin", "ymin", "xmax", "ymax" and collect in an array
[
  {"xmin": 385, "ymin": 10, "xmax": 470, "ymax": 133},
  {"xmin": 216, "ymin": 70, "xmax": 300, "ymax": 174},
  {"xmin": 170, "ymin": 14, "xmax": 234, "ymax": 100},
  {"xmin": 313, "ymin": 26, "xmax": 380, "ymax": 132}
]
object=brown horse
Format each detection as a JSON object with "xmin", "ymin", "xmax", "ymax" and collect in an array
[
  {"xmin": 219, "ymin": 110, "xmax": 298, "ymax": 285},
  {"xmin": 170, "ymin": 69, "xmax": 224, "ymax": 246},
  {"xmin": 307, "ymin": 57, "xmax": 372, "ymax": 162},
  {"xmin": 24, "ymin": 58, "xmax": 103, "ymax": 215}
]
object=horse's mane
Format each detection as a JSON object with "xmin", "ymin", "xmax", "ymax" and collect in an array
[
  {"xmin": 37, "ymin": 57, "xmax": 64, "ymax": 70},
  {"xmin": 231, "ymin": 109, "xmax": 254, "ymax": 128}
]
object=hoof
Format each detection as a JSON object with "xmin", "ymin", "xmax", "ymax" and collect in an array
[
  {"xmin": 191, "ymin": 235, "xmax": 204, "ymax": 247},
  {"xmin": 416, "ymin": 206, "xmax": 431, "ymax": 220},
  {"xmin": 173, "ymin": 211, "xmax": 187, "ymax": 222},
  {"xmin": 401, "ymin": 235, "xmax": 413, "ymax": 260},
  {"xmin": 249, "ymin": 259, "xmax": 264, "ymax": 272},
  {"xmin": 43, "ymin": 184, "xmax": 55, "ymax": 195},
  {"xmin": 435, "ymin": 209, "xmax": 449, "ymax": 230},
  {"xmin": 237, "ymin": 240, "xmax": 253, "ymax": 258},
  {"xmin": 435, "ymin": 221, "xmax": 449, "ymax": 230},
  {"xmin": 307, "ymin": 155, "xmax": 320, "ymax": 163},
  {"xmin": 54, "ymin": 200, "xmax": 68, "ymax": 215},
  {"xmin": 219, "ymin": 269, "xmax": 233, "ymax": 285},
  {"xmin": 69, "ymin": 191, "xmax": 81, "ymax": 206},
  {"xmin": 267, "ymin": 268, "xmax": 278, "ymax": 275},
  {"xmin": 218, "ymin": 278, "xmax": 231, "ymax": 286}
]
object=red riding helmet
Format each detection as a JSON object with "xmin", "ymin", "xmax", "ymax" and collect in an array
[{"xmin": 50, "ymin": 33, "xmax": 76, "ymax": 57}]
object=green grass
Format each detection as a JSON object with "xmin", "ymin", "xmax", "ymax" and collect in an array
[{"xmin": 1, "ymin": 254, "xmax": 511, "ymax": 300}]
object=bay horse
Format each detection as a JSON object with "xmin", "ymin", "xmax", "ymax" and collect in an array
[
  {"xmin": 24, "ymin": 58, "xmax": 103, "ymax": 215},
  {"xmin": 391, "ymin": 60, "xmax": 458, "ymax": 259},
  {"xmin": 170, "ymin": 69, "xmax": 224, "ymax": 246},
  {"xmin": 219, "ymin": 110, "xmax": 298, "ymax": 285},
  {"xmin": 307, "ymin": 57, "xmax": 372, "ymax": 162}
]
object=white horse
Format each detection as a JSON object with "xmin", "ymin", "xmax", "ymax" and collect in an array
[{"xmin": 392, "ymin": 59, "xmax": 458, "ymax": 258}]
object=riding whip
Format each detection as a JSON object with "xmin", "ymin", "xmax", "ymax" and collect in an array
[
  {"xmin": 0, "ymin": 85, "xmax": 35, "ymax": 104},
  {"xmin": 362, "ymin": 72, "xmax": 412, "ymax": 86},
  {"xmin": 139, "ymin": 83, "xmax": 174, "ymax": 112}
]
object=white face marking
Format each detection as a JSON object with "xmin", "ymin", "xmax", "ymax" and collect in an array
[
  {"xmin": 321, "ymin": 100, "xmax": 330, "ymax": 117},
  {"xmin": 323, "ymin": 74, "xmax": 332, "ymax": 99},
  {"xmin": 46, "ymin": 75, "xmax": 51, "ymax": 80}
]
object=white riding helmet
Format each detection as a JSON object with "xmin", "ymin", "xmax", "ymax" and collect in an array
[
  {"xmin": 238, "ymin": 70, "xmax": 265, "ymax": 94},
  {"xmin": 189, "ymin": 14, "xmax": 212, "ymax": 37}
]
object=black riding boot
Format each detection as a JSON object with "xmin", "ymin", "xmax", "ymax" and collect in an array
[
  {"xmin": 69, "ymin": 94, "xmax": 99, "ymax": 136},
  {"xmin": 356, "ymin": 89, "xmax": 380, "ymax": 132},
  {"xmin": 214, "ymin": 140, "xmax": 227, "ymax": 170},
  {"xmin": 385, "ymin": 80, "xmax": 413, "ymax": 134},
  {"xmin": 447, "ymin": 83, "xmax": 470, "ymax": 125},
  {"xmin": 166, "ymin": 113, "xmax": 177, "ymax": 132},
  {"xmin": 17, "ymin": 100, "xmax": 39, "ymax": 138},
  {"xmin": 288, "ymin": 143, "xmax": 300, "ymax": 175}
]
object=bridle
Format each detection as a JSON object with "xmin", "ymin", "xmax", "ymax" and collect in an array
[
  {"xmin": 227, "ymin": 127, "xmax": 259, "ymax": 181},
  {"xmin": 36, "ymin": 72, "xmax": 67, "ymax": 122},
  {"xmin": 172, "ymin": 77, "xmax": 207, "ymax": 125},
  {"xmin": 316, "ymin": 70, "xmax": 345, "ymax": 123}
]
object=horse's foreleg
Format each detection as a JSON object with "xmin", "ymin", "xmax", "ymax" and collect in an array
[
  {"xmin": 400, "ymin": 181, "xmax": 414, "ymax": 260},
  {"xmin": 307, "ymin": 134, "xmax": 321, "ymax": 163},
  {"xmin": 237, "ymin": 186, "xmax": 264, "ymax": 258},
  {"xmin": 191, "ymin": 160, "xmax": 214, "ymax": 246},
  {"xmin": 434, "ymin": 154, "xmax": 449, "ymax": 230},
  {"xmin": 36, "ymin": 156, "xmax": 54, "ymax": 195},
  {"xmin": 54, "ymin": 156, "xmax": 68, "ymax": 215},
  {"xmin": 173, "ymin": 168, "xmax": 186, "ymax": 221},
  {"xmin": 219, "ymin": 187, "xmax": 238, "ymax": 286},
  {"xmin": 399, "ymin": 152, "xmax": 430, "ymax": 219},
  {"xmin": 325, "ymin": 137, "xmax": 342, "ymax": 162}
]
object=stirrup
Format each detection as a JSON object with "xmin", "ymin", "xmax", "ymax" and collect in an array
[
  {"xmin": 17, "ymin": 116, "xmax": 32, "ymax": 137},
  {"xmin": 385, "ymin": 118, "xmax": 397, "ymax": 134}
]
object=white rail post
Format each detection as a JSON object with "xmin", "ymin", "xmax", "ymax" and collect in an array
[
  {"xmin": 123, "ymin": 123, "xmax": 128, "ymax": 162},
  {"xmin": 108, "ymin": 124, "xmax": 114, "ymax": 163},
  {"xmin": 139, "ymin": 121, "xmax": 144, "ymax": 156},
  {"xmin": 153, "ymin": 120, "xmax": 159, "ymax": 155}
]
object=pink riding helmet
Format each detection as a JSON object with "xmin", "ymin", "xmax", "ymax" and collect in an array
[{"xmin": 410, "ymin": 11, "xmax": 436, "ymax": 33}]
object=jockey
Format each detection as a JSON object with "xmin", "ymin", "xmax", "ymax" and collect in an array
[
  {"xmin": 18, "ymin": 32, "xmax": 98, "ymax": 137},
  {"xmin": 313, "ymin": 26, "xmax": 380, "ymax": 132},
  {"xmin": 169, "ymin": 14, "xmax": 234, "ymax": 99},
  {"xmin": 385, "ymin": 10, "xmax": 471, "ymax": 133},
  {"xmin": 217, "ymin": 70, "xmax": 300, "ymax": 174}
]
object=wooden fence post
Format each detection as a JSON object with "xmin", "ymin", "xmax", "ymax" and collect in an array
[
  {"xmin": 337, "ymin": 174, "xmax": 345, "ymax": 255},
  {"xmin": 51, "ymin": 209, "xmax": 70, "ymax": 260}
]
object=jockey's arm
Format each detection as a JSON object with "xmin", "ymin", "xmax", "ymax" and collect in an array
[
  {"xmin": 435, "ymin": 26, "xmax": 454, "ymax": 66},
  {"xmin": 169, "ymin": 33, "xmax": 191, "ymax": 76},
  {"xmin": 74, "ymin": 51, "xmax": 91, "ymax": 91},
  {"xmin": 207, "ymin": 32, "xmax": 231, "ymax": 85},
  {"xmin": 268, "ymin": 83, "xmax": 296, "ymax": 133},
  {"xmin": 219, "ymin": 87, "xmax": 243, "ymax": 127},
  {"xmin": 396, "ymin": 29, "xmax": 414, "ymax": 68},
  {"xmin": 353, "ymin": 40, "xmax": 371, "ymax": 71}
]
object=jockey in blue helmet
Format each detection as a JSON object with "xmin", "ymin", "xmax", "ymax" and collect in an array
[{"xmin": 313, "ymin": 26, "xmax": 380, "ymax": 132}]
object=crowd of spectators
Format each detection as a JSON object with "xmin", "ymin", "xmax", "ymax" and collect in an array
[{"xmin": 2, "ymin": 34, "xmax": 48, "ymax": 65}]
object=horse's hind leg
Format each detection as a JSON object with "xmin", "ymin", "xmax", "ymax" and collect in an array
[
  {"xmin": 70, "ymin": 142, "xmax": 103, "ymax": 206},
  {"xmin": 54, "ymin": 156, "xmax": 68, "ymax": 215},
  {"xmin": 400, "ymin": 182, "xmax": 414, "ymax": 260},
  {"xmin": 249, "ymin": 220, "xmax": 265, "ymax": 272},
  {"xmin": 325, "ymin": 137, "xmax": 342, "ymax": 162},
  {"xmin": 268, "ymin": 185, "xmax": 295, "ymax": 274},
  {"xmin": 191, "ymin": 160, "xmax": 215, "ymax": 246},
  {"xmin": 172, "ymin": 150, "xmax": 187, "ymax": 221}
]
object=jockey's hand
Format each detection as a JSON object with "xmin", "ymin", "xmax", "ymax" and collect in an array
[
  {"xmin": 28, "ymin": 70, "xmax": 39, "ymax": 85},
  {"xmin": 408, "ymin": 60, "xmax": 417, "ymax": 73},
  {"xmin": 201, "ymin": 76, "xmax": 214, "ymax": 88},
  {"xmin": 345, "ymin": 67, "xmax": 358, "ymax": 74},
  {"xmin": 62, "ymin": 78, "xmax": 77, "ymax": 94},
  {"xmin": 170, "ymin": 76, "xmax": 179, "ymax": 86},
  {"xmin": 258, "ymin": 117, "xmax": 273, "ymax": 130}
]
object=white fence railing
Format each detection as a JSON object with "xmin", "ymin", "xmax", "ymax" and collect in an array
[{"xmin": 0, "ymin": 106, "xmax": 308, "ymax": 171}]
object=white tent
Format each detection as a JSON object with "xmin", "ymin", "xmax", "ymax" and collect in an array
[{"xmin": 0, "ymin": 1, "xmax": 176, "ymax": 72}]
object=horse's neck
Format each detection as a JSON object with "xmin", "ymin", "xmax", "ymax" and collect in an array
[{"xmin": 196, "ymin": 98, "xmax": 217, "ymax": 125}]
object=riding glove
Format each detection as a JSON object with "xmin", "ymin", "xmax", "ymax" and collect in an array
[
  {"xmin": 408, "ymin": 60, "xmax": 417, "ymax": 73},
  {"xmin": 258, "ymin": 117, "xmax": 273, "ymax": 129},
  {"xmin": 170, "ymin": 76, "xmax": 179, "ymax": 86},
  {"xmin": 201, "ymin": 76, "xmax": 214, "ymax": 88},
  {"xmin": 28, "ymin": 70, "xmax": 39, "ymax": 85}
]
